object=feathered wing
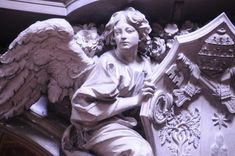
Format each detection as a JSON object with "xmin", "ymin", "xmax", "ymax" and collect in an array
[{"xmin": 0, "ymin": 18, "xmax": 95, "ymax": 119}]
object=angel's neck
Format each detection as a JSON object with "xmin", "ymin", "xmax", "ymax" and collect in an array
[{"xmin": 115, "ymin": 48, "xmax": 138, "ymax": 64}]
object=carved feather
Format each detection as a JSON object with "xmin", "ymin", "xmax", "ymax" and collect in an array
[{"xmin": 0, "ymin": 18, "xmax": 94, "ymax": 119}]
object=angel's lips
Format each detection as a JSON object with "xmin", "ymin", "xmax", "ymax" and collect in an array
[{"xmin": 120, "ymin": 41, "xmax": 130, "ymax": 46}]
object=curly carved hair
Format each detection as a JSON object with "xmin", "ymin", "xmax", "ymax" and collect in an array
[{"xmin": 104, "ymin": 7, "xmax": 152, "ymax": 56}]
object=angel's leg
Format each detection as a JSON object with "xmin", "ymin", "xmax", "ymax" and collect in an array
[{"xmin": 83, "ymin": 123, "xmax": 154, "ymax": 156}]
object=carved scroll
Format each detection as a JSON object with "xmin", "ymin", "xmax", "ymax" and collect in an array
[{"xmin": 151, "ymin": 90, "xmax": 173, "ymax": 124}]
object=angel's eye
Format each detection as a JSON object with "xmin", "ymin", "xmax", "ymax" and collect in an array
[
  {"xmin": 114, "ymin": 29, "xmax": 121, "ymax": 36},
  {"xmin": 126, "ymin": 28, "xmax": 135, "ymax": 33}
]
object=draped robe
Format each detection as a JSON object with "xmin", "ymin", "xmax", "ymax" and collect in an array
[{"xmin": 70, "ymin": 50, "xmax": 154, "ymax": 156}]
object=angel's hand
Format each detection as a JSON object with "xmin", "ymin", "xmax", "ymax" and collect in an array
[{"xmin": 138, "ymin": 78, "xmax": 156, "ymax": 104}]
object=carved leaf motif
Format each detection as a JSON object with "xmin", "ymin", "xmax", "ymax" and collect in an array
[
  {"xmin": 192, "ymin": 137, "xmax": 200, "ymax": 149},
  {"xmin": 159, "ymin": 129, "xmax": 167, "ymax": 145},
  {"xmin": 168, "ymin": 146, "xmax": 178, "ymax": 156},
  {"xmin": 159, "ymin": 108, "xmax": 200, "ymax": 156}
]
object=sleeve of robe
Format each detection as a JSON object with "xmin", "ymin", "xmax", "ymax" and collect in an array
[{"xmin": 70, "ymin": 55, "xmax": 140, "ymax": 125}]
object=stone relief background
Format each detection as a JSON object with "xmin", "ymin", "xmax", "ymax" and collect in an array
[{"xmin": 0, "ymin": 5, "xmax": 235, "ymax": 156}]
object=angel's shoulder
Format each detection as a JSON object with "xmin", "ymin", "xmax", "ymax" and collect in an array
[
  {"xmin": 95, "ymin": 50, "xmax": 119, "ymax": 72},
  {"xmin": 98, "ymin": 50, "xmax": 117, "ymax": 65},
  {"xmin": 99, "ymin": 50, "xmax": 116, "ymax": 60}
]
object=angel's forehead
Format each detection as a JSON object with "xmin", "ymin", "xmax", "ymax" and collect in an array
[{"xmin": 114, "ymin": 20, "xmax": 134, "ymax": 30}]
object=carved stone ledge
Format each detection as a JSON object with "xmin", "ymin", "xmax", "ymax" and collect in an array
[{"xmin": 0, "ymin": 111, "xmax": 63, "ymax": 156}]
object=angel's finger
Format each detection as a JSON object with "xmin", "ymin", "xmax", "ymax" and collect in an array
[
  {"xmin": 142, "ymin": 92, "xmax": 154, "ymax": 101},
  {"xmin": 142, "ymin": 92, "xmax": 154, "ymax": 96},
  {"xmin": 142, "ymin": 88, "xmax": 155, "ymax": 94},
  {"xmin": 143, "ymin": 82, "xmax": 156, "ymax": 90}
]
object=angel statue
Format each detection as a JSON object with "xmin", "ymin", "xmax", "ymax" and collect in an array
[
  {"xmin": 0, "ymin": 7, "xmax": 158, "ymax": 156},
  {"xmin": 62, "ymin": 7, "xmax": 157, "ymax": 156}
]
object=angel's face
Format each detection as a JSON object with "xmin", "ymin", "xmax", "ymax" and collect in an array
[{"xmin": 113, "ymin": 21, "xmax": 139, "ymax": 51}]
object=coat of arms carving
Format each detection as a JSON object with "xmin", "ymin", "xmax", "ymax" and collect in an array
[{"xmin": 140, "ymin": 13, "xmax": 235, "ymax": 156}]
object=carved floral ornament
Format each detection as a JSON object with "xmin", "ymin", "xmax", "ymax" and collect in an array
[
  {"xmin": 148, "ymin": 90, "xmax": 201, "ymax": 156},
  {"xmin": 159, "ymin": 108, "xmax": 200, "ymax": 156},
  {"xmin": 73, "ymin": 24, "xmax": 104, "ymax": 58},
  {"xmin": 212, "ymin": 111, "xmax": 231, "ymax": 130}
]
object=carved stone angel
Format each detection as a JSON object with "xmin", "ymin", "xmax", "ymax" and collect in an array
[{"xmin": 0, "ymin": 7, "xmax": 159, "ymax": 156}]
